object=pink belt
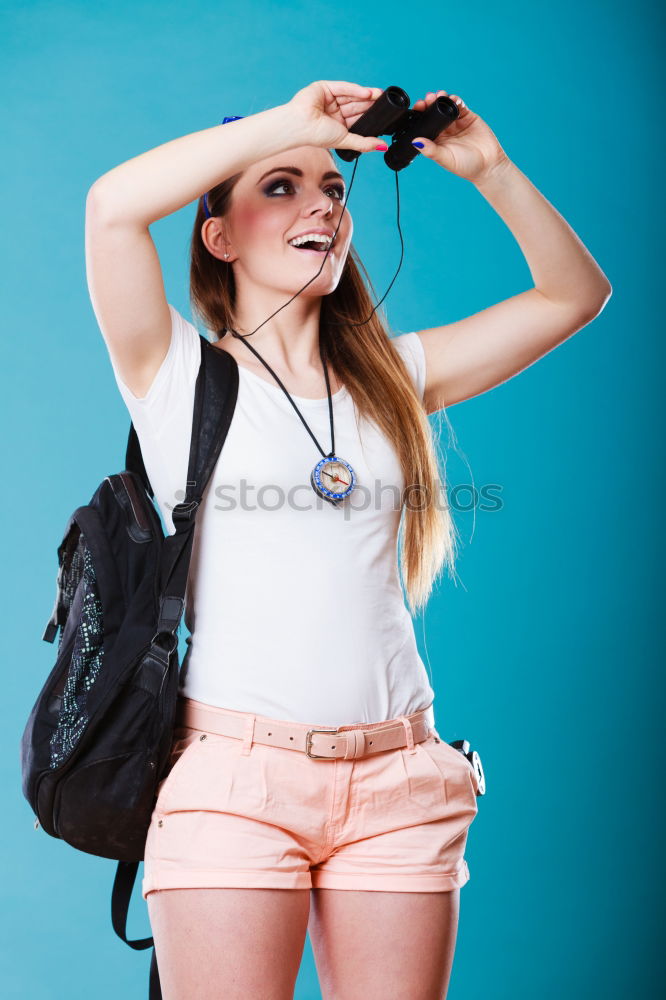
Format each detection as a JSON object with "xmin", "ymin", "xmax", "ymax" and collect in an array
[{"xmin": 175, "ymin": 697, "xmax": 434, "ymax": 761}]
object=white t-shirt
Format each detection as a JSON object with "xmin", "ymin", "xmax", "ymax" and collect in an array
[{"xmin": 109, "ymin": 304, "xmax": 436, "ymax": 728}]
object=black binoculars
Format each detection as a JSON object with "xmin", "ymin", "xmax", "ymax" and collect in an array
[{"xmin": 334, "ymin": 85, "xmax": 459, "ymax": 172}]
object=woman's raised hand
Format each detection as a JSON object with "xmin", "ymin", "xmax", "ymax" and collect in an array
[
  {"xmin": 286, "ymin": 81, "xmax": 386, "ymax": 154},
  {"xmin": 410, "ymin": 90, "xmax": 509, "ymax": 183}
]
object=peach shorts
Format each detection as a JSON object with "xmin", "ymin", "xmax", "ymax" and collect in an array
[{"xmin": 142, "ymin": 697, "xmax": 480, "ymax": 899}]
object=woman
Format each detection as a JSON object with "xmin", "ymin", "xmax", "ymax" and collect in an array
[{"xmin": 85, "ymin": 80, "xmax": 611, "ymax": 999}]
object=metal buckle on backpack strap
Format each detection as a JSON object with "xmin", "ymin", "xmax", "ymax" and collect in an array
[
  {"xmin": 150, "ymin": 631, "xmax": 178, "ymax": 657},
  {"xmin": 150, "ymin": 595, "xmax": 183, "ymax": 657}
]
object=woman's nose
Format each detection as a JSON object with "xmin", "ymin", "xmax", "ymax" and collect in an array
[
  {"xmin": 311, "ymin": 197, "xmax": 333, "ymax": 217},
  {"xmin": 303, "ymin": 191, "xmax": 334, "ymax": 216}
]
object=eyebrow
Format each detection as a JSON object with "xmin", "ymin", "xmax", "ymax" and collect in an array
[{"xmin": 256, "ymin": 166, "xmax": 345, "ymax": 185}]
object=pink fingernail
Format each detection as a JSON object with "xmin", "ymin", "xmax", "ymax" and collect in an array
[{"xmin": 375, "ymin": 143, "xmax": 388, "ymax": 151}]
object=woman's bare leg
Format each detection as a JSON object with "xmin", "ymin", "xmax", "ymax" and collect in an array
[
  {"xmin": 308, "ymin": 887, "xmax": 461, "ymax": 1000},
  {"xmin": 148, "ymin": 887, "xmax": 311, "ymax": 1000}
]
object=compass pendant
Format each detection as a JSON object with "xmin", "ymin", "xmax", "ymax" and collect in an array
[{"xmin": 311, "ymin": 455, "xmax": 356, "ymax": 507}]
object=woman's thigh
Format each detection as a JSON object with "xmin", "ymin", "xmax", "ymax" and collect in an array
[
  {"xmin": 308, "ymin": 887, "xmax": 461, "ymax": 1000},
  {"xmin": 148, "ymin": 886, "xmax": 311, "ymax": 1000}
]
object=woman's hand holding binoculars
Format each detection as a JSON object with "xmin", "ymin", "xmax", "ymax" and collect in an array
[
  {"xmin": 286, "ymin": 80, "xmax": 509, "ymax": 184},
  {"xmin": 410, "ymin": 89, "xmax": 509, "ymax": 184},
  {"xmin": 286, "ymin": 80, "xmax": 388, "ymax": 154}
]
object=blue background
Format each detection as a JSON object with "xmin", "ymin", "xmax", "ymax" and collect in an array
[{"xmin": 2, "ymin": 0, "xmax": 662, "ymax": 996}]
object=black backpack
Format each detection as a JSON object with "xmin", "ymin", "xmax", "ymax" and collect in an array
[{"xmin": 20, "ymin": 333, "xmax": 239, "ymax": 1000}]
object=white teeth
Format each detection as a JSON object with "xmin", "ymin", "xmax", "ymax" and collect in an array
[{"xmin": 288, "ymin": 233, "xmax": 334, "ymax": 248}]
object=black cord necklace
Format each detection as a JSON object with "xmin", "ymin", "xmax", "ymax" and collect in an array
[{"xmin": 228, "ymin": 327, "xmax": 356, "ymax": 508}]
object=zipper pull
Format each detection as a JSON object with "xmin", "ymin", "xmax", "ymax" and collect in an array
[
  {"xmin": 42, "ymin": 561, "xmax": 65, "ymax": 643},
  {"xmin": 34, "ymin": 816, "xmax": 40, "ymax": 830}
]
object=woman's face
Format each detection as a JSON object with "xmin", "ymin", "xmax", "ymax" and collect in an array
[{"xmin": 212, "ymin": 146, "xmax": 352, "ymax": 298}]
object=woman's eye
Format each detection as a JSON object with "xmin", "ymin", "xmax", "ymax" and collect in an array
[{"xmin": 265, "ymin": 180, "xmax": 345, "ymax": 201}]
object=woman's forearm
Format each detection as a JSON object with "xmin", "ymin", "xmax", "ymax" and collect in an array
[
  {"xmin": 473, "ymin": 158, "xmax": 612, "ymax": 310},
  {"xmin": 88, "ymin": 104, "xmax": 307, "ymax": 227}
]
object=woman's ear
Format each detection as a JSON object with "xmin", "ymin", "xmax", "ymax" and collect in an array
[{"xmin": 201, "ymin": 218, "xmax": 232, "ymax": 262}]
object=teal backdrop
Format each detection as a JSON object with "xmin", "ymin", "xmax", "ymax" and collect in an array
[{"xmin": 2, "ymin": 0, "xmax": 662, "ymax": 997}]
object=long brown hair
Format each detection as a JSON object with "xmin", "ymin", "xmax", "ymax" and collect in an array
[{"xmin": 189, "ymin": 160, "xmax": 459, "ymax": 615}]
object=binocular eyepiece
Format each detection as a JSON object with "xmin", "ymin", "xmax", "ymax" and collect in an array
[{"xmin": 334, "ymin": 85, "xmax": 459, "ymax": 172}]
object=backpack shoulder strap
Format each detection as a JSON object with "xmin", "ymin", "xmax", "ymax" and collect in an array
[
  {"xmin": 125, "ymin": 424, "xmax": 152, "ymax": 499},
  {"xmin": 111, "ymin": 862, "xmax": 163, "ymax": 999},
  {"xmin": 111, "ymin": 861, "xmax": 153, "ymax": 950},
  {"xmin": 157, "ymin": 336, "xmax": 239, "ymax": 599},
  {"xmin": 184, "ymin": 336, "xmax": 239, "ymax": 508},
  {"xmin": 124, "ymin": 333, "xmax": 239, "ymax": 507}
]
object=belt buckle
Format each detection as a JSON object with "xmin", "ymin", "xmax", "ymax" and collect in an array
[{"xmin": 306, "ymin": 728, "xmax": 340, "ymax": 759}]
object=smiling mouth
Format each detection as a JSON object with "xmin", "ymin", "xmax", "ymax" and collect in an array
[
  {"xmin": 287, "ymin": 235, "xmax": 337, "ymax": 254},
  {"xmin": 289, "ymin": 244, "xmax": 334, "ymax": 255}
]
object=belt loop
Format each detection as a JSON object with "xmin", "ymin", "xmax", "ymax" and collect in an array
[
  {"xmin": 240, "ymin": 714, "xmax": 256, "ymax": 756},
  {"xmin": 397, "ymin": 715, "xmax": 417, "ymax": 755}
]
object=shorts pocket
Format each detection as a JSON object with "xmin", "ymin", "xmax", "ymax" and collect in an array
[
  {"xmin": 399, "ymin": 740, "xmax": 447, "ymax": 809},
  {"xmin": 155, "ymin": 725, "xmax": 238, "ymax": 814},
  {"xmin": 420, "ymin": 732, "xmax": 480, "ymax": 798}
]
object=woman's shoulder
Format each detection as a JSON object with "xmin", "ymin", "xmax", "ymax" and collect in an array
[
  {"xmin": 113, "ymin": 304, "xmax": 201, "ymax": 395},
  {"xmin": 108, "ymin": 303, "xmax": 203, "ymax": 431}
]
